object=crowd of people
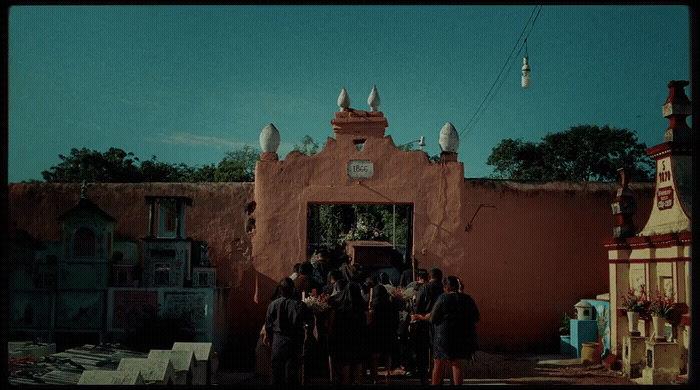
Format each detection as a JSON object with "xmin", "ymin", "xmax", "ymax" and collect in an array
[{"xmin": 260, "ymin": 249, "xmax": 480, "ymax": 385}]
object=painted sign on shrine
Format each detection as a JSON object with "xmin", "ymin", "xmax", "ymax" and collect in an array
[
  {"xmin": 347, "ymin": 160, "xmax": 374, "ymax": 179},
  {"xmin": 657, "ymin": 186, "xmax": 674, "ymax": 210}
]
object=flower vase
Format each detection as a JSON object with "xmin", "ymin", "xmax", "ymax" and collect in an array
[
  {"xmin": 627, "ymin": 311, "xmax": 640, "ymax": 334},
  {"xmin": 652, "ymin": 315, "xmax": 666, "ymax": 341}
]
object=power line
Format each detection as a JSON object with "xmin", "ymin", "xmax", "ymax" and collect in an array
[
  {"xmin": 459, "ymin": 6, "xmax": 536, "ymax": 138},
  {"xmin": 459, "ymin": 5, "xmax": 543, "ymax": 139}
]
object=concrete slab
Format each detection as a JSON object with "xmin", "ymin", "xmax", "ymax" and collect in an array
[
  {"xmin": 78, "ymin": 370, "xmax": 145, "ymax": 385},
  {"xmin": 117, "ymin": 356, "xmax": 175, "ymax": 385}
]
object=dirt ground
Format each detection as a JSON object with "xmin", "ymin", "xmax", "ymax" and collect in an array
[{"xmin": 215, "ymin": 351, "xmax": 641, "ymax": 386}]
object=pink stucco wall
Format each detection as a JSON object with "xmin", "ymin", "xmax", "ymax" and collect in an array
[
  {"xmin": 8, "ymin": 175, "xmax": 653, "ymax": 358},
  {"xmin": 251, "ymin": 124, "xmax": 655, "ymax": 351}
]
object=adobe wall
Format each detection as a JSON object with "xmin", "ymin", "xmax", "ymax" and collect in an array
[
  {"xmin": 251, "ymin": 130, "xmax": 655, "ymax": 352},
  {"xmin": 8, "ymin": 177, "xmax": 654, "ymax": 358},
  {"xmin": 457, "ymin": 180, "xmax": 653, "ymax": 351}
]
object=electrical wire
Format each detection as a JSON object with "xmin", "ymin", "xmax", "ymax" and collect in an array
[
  {"xmin": 459, "ymin": 6, "xmax": 536, "ymax": 138},
  {"xmin": 459, "ymin": 5, "xmax": 543, "ymax": 139}
]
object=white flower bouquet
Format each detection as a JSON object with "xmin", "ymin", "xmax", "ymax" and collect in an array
[
  {"xmin": 303, "ymin": 294, "xmax": 331, "ymax": 315},
  {"xmin": 393, "ymin": 286, "xmax": 417, "ymax": 304}
]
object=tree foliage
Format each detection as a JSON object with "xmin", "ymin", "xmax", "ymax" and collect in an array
[
  {"xmin": 41, "ymin": 146, "xmax": 258, "ymax": 183},
  {"xmin": 41, "ymin": 147, "xmax": 141, "ymax": 183},
  {"xmin": 486, "ymin": 125, "xmax": 654, "ymax": 182},
  {"xmin": 215, "ymin": 145, "xmax": 259, "ymax": 182},
  {"xmin": 292, "ymin": 135, "xmax": 320, "ymax": 156}
]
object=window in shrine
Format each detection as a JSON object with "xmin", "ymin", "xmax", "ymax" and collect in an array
[
  {"xmin": 74, "ymin": 227, "xmax": 96, "ymax": 257},
  {"xmin": 164, "ymin": 204, "xmax": 177, "ymax": 233},
  {"xmin": 155, "ymin": 263, "xmax": 170, "ymax": 286}
]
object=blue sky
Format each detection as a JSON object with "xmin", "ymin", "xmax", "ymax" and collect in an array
[{"xmin": 8, "ymin": 5, "xmax": 690, "ymax": 183}]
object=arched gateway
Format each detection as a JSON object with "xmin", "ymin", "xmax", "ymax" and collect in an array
[{"xmin": 252, "ymin": 88, "xmax": 468, "ymax": 288}]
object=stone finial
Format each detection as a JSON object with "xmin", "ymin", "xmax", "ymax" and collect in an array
[
  {"xmin": 662, "ymin": 80, "xmax": 691, "ymax": 142},
  {"xmin": 367, "ymin": 85, "xmax": 380, "ymax": 112},
  {"xmin": 259, "ymin": 123, "xmax": 280, "ymax": 153},
  {"xmin": 618, "ymin": 167, "xmax": 628, "ymax": 189},
  {"xmin": 337, "ymin": 86, "xmax": 350, "ymax": 111},
  {"xmin": 418, "ymin": 135, "xmax": 426, "ymax": 150},
  {"xmin": 438, "ymin": 122, "xmax": 459, "ymax": 153},
  {"xmin": 80, "ymin": 180, "xmax": 89, "ymax": 199},
  {"xmin": 611, "ymin": 167, "xmax": 636, "ymax": 238}
]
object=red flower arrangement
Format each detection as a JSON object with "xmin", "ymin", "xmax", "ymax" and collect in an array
[
  {"xmin": 620, "ymin": 285, "xmax": 650, "ymax": 317},
  {"xmin": 647, "ymin": 289, "xmax": 675, "ymax": 320}
]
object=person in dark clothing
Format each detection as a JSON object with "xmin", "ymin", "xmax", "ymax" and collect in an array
[
  {"xmin": 399, "ymin": 258, "xmax": 418, "ymax": 287},
  {"xmin": 411, "ymin": 267, "xmax": 444, "ymax": 385},
  {"xmin": 399, "ymin": 269, "xmax": 428, "ymax": 376},
  {"xmin": 367, "ymin": 283, "xmax": 399, "ymax": 384},
  {"xmin": 322, "ymin": 269, "xmax": 343, "ymax": 296},
  {"xmin": 311, "ymin": 248, "xmax": 330, "ymax": 287},
  {"xmin": 430, "ymin": 276, "xmax": 479, "ymax": 385},
  {"xmin": 294, "ymin": 261, "xmax": 317, "ymax": 299},
  {"xmin": 265, "ymin": 277, "xmax": 315, "ymax": 385},
  {"xmin": 328, "ymin": 281, "xmax": 367, "ymax": 384}
]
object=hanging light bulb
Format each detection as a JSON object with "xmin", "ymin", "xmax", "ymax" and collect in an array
[
  {"xmin": 521, "ymin": 56, "xmax": 531, "ymax": 88},
  {"xmin": 521, "ymin": 38, "xmax": 531, "ymax": 88}
]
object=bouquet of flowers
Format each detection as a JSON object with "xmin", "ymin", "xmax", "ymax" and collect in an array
[
  {"xmin": 647, "ymin": 289, "xmax": 675, "ymax": 320},
  {"xmin": 303, "ymin": 293, "xmax": 331, "ymax": 315},
  {"xmin": 339, "ymin": 214, "xmax": 386, "ymax": 244},
  {"xmin": 383, "ymin": 284, "xmax": 397, "ymax": 297},
  {"xmin": 392, "ymin": 286, "xmax": 417, "ymax": 305},
  {"xmin": 620, "ymin": 285, "xmax": 649, "ymax": 315}
]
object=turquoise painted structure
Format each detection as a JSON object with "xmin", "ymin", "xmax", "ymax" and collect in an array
[
  {"xmin": 570, "ymin": 319, "xmax": 598, "ymax": 358},
  {"xmin": 560, "ymin": 335, "xmax": 575, "ymax": 356},
  {"xmin": 583, "ymin": 299, "xmax": 611, "ymax": 358}
]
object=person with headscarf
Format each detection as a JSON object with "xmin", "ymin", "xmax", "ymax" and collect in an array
[
  {"xmin": 367, "ymin": 282, "xmax": 399, "ymax": 384},
  {"xmin": 328, "ymin": 281, "xmax": 367, "ymax": 384},
  {"xmin": 265, "ymin": 277, "xmax": 315, "ymax": 385},
  {"xmin": 429, "ymin": 276, "xmax": 479, "ymax": 385}
]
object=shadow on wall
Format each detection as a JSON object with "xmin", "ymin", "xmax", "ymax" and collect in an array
[{"xmin": 217, "ymin": 268, "xmax": 277, "ymax": 372}]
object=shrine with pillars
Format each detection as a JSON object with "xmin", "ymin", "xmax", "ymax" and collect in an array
[{"xmin": 604, "ymin": 81, "xmax": 692, "ymax": 384}]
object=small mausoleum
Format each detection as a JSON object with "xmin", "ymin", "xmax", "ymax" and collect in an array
[{"xmin": 604, "ymin": 80, "xmax": 692, "ymax": 384}]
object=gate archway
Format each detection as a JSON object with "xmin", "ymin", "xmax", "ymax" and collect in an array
[{"xmin": 251, "ymin": 96, "xmax": 468, "ymax": 289}]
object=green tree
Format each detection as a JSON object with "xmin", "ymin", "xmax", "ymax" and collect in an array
[
  {"xmin": 486, "ymin": 125, "xmax": 654, "ymax": 181},
  {"xmin": 292, "ymin": 135, "xmax": 320, "ymax": 156},
  {"xmin": 139, "ymin": 156, "xmax": 185, "ymax": 182},
  {"xmin": 42, "ymin": 147, "xmax": 141, "ymax": 182},
  {"xmin": 214, "ymin": 145, "xmax": 259, "ymax": 182}
]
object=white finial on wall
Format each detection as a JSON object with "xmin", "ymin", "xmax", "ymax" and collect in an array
[
  {"xmin": 367, "ymin": 85, "xmax": 380, "ymax": 112},
  {"xmin": 438, "ymin": 122, "xmax": 459, "ymax": 153},
  {"xmin": 338, "ymin": 86, "xmax": 350, "ymax": 111},
  {"xmin": 259, "ymin": 123, "xmax": 281, "ymax": 153},
  {"xmin": 80, "ymin": 180, "xmax": 89, "ymax": 199}
]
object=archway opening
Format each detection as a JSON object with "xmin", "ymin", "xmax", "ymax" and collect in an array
[{"xmin": 307, "ymin": 203, "xmax": 413, "ymax": 274}]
